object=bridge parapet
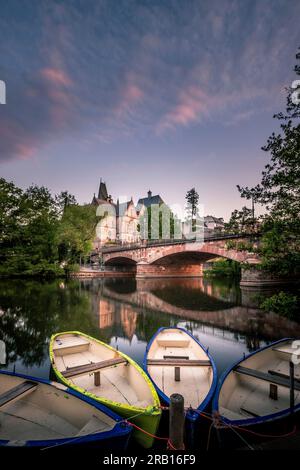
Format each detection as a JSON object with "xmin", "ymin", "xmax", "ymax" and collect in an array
[{"xmin": 102, "ymin": 235, "xmax": 261, "ymax": 275}]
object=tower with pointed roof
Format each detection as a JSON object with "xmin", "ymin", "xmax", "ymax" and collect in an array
[{"xmin": 92, "ymin": 179, "xmax": 140, "ymax": 247}]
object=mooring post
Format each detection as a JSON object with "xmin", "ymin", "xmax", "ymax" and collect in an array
[
  {"xmin": 290, "ymin": 361, "xmax": 295, "ymax": 413},
  {"xmin": 169, "ymin": 393, "xmax": 185, "ymax": 450}
]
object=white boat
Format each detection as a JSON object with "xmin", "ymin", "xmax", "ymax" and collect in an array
[
  {"xmin": 144, "ymin": 327, "xmax": 217, "ymax": 417},
  {"xmin": 213, "ymin": 338, "xmax": 300, "ymax": 427},
  {"xmin": 0, "ymin": 370, "xmax": 132, "ymax": 449}
]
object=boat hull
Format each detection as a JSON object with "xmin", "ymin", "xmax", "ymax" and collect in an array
[
  {"xmin": 50, "ymin": 331, "xmax": 161, "ymax": 449},
  {"xmin": 0, "ymin": 370, "xmax": 131, "ymax": 450},
  {"xmin": 144, "ymin": 327, "xmax": 217, "ymax": 448},
  {"xmin": 212, "ymin": 338, "xmax": 300, "ymax": 449}
]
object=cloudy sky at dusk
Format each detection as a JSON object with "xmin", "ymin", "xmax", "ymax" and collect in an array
[{"xmin": 1, "ymin": 0, "xmax": 299, "ymax": 219}]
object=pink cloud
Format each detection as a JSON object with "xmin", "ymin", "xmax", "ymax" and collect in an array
[
  {"xmin": 39, "ymin": 66, "xmax": 74, "ymax": 127},
  {"xmin": 114, "ymin": 74, "xmax": 144, "ymax": 118},
  {"xmin": 15, "ymin": 143, "xmax": 36, "ymax": 160},
  {"xmin": 158, "ymin": 86, "xmax": 211, "ymax": 131},
  {"xmin": 40, "ymin": 67, "xmax": 72, "ymax": 87},
  {"xmin": 116, "ymin": 83, "xmax": 144, "ymax": 118}
]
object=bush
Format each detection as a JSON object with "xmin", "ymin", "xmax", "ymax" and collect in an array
[
  {"xmin": 204, "ymin": 259, "xmax": 241, "ymax": 278},
  {"xmin": 64, "ymin": 263, "xmax": 80, "ymax": 276},
  {"xmin": 260, "ymin": 291, "xmax": 299, "ymax": 318}
]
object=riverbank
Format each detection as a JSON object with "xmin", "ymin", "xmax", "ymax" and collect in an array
[{"xmin": 73, "ymin": 268, "xmax": 135, "ymax": 278}]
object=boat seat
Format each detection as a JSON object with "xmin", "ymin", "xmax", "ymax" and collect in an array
[
  {"xmin": 156, "ymin": 339, "xmax": 190, "ymax": 348},
  {"xmin": 234, "ymin": 366, "xmax": 300, "ymax": 391},
  {"xmin": 53, "ymin": 338, "xmax": 90, "ymax": 356},
  {"xmin": 147, "ymin": 359, "xmax": 210, "ymax": 367},
  {"xmin": 0, "ymin": 381, "xmax": 38, "ymax": 408},
  {"xmin": 268, "ymin": 369, "xmax": 300, "ymax": 382},
  {"xmin": 62, "ymin": 357, "xmax": 127, "ymax": 378},
  {"xmin": 272, "ymin": 346, "xmax": 295, "ymax": 355}
]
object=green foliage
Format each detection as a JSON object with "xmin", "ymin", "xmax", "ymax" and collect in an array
[
  {"xmin": 56, "ymin": 204, "xmax": 98, "ymax": 264},
  {"xmin": 204, "ymin": 259, "xmax": 241, "ymax": 278},
  {"xmin": 185, "ymin": 188, "xmax": 200, "ymax": 231},
  {"xmin": 185, "ymin": 188, "xmax": 199, "ymax": 217},
  {"xmin": 63, "ymin": 263, "xmax": 80, "ymax": 276},
  {"xmin": 258, "ymin": 219, "xmax": 300, "ymax": 276},
  {"xmin": 225, "ymin": 240, "xmax": 256, "ymax": 252},
  {"xmin": 260, "ymin": 291, "xmax": 299, "ymax": 318},
  {"xmin": 142, "ymin": 204, "xmax": 179, "ymax": 240},
  {"xmin": 55, "ymin": 191, "xmax": 77, "ymax": 214},
  {"xmin": 224, "ymin": 206, "xmax": 256, "ymax": 234},
  {"xmin": 0, "ymin": 178, "xmax": 61, "ymax": 277},
  {"xmin": 0, "ymin": 178, "xmax": 98, "ymax": 278},
  {"xmin": 237, "ymin": 48, "xmax": 300, "ymax": 278}
]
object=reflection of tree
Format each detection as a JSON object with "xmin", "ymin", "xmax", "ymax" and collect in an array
[
  {"xmin": 0, "ymin": 280, "xmax": 99, "ymax": 367},
  {"xmin": 203, "ymin": 278, "xmax": 241, "ymax": 305},
  {"xmin": 151, "ymin": 284, "xmax": 237, "ymax": 311}
]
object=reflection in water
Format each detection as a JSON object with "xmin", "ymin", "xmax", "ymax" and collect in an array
[{"xmin": 0, "ymin": 278, "xmax": 299, "ymax": 378}]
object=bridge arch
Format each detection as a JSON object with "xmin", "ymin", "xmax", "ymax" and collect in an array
[
  {"xmin": 147, "ymin": 242, "xmax": 250, "ymax": 264},
  {"xmin": 104, "ymin": 256, "xmax": 137, "ymax": 266}
]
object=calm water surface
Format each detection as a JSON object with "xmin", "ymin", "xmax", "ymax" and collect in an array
[{"xmin": 1, "ymin": 277, "xmax": 299, "ymax": 379}]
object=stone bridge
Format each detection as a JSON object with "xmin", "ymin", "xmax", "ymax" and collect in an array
[{"xmin": 100, "ymin": 234, "xmax": 267, "ymax": 285}]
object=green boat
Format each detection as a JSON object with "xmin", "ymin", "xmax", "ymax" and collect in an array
[{"xmin": 50, "ymin": 331, "xmax": 161, "ymax": 448}]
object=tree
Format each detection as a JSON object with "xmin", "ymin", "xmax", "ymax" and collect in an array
[
  {"xmin": 185, "ymin": 188, "xmax": 199, "ymax": 232},
  {"xmin": 225, "ymin": 206, "xmax": 256, "ymax": 233},
  {"xmin": 237, "ymin": 48, "xmax": 300, "ymax": 277},
  {"xmin": 56, "ymin": 204, "xmax": 99, "ymax": 264},
  {"xmin": 0, "ymin": 179, "xmax": 61, "ymax": 277},
  {"xmin": 185, "ymin": 188, "xmax": 199, "ymax": 218},
  {"xmin": 55, "ymin": 191, "xmax": 77, "ymax": 214}
]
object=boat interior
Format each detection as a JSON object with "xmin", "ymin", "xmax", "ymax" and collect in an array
[
  {"xmin": 0, "ymin": 374, "xmax": 115, "ymax": 442},
  {"xmin": 52, "ymin": 333, "xmax": 154, "ymax": 409},
  {"xmin": 147, "ymin": 329, "xmax": 213, "ymax": 408},
  {"xmin": 219, "ymin": 340, "xmax": 300, "ymax": 421}
]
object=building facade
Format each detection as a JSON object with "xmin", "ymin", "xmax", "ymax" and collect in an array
[{"xmin": 92, "ymin": 180, "xmax": 140, "ymax": 247}]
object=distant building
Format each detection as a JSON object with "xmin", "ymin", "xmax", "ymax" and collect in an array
[
  {"xmin": 136, "ymin": 190, "xmax": 164, "ymax": 214},
  {"xmin": 136, "ymin": 190, "xmax": 166, "ymax": 240},
  {"xmin": 204, "ymin": 215, "xmax": 224, "ymax": 232},
  {"xmin": 92, "ymin": 179, "xmax": 139, "ymax": 247}
]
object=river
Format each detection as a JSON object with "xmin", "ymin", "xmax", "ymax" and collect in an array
[{"xmin": 0, "ymin": 277, "xmax": 299, "ymax": 379}]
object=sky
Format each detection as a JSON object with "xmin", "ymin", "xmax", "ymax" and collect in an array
[{"xmin": 0, "ymin": 0, "xmax": 299, "ymax": 220}]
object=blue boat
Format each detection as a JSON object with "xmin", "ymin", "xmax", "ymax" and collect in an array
[
  {"xmin": 212, "ymin": 338, "xmax": 299, "ymax": 448},
  {"xmin": 143, "ymin": 327, "xmax": 217, "ymax": 446},
  {"xmin": 0, "ymin": 370, "xmax": 132, "ymax": 449}
]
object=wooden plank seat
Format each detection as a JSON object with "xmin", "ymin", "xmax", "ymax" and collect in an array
[
  {"xmin": 0, "ymin": 381, "xmax": 37, "ymax": 408},
  {"xmin": 62, "ymin": 357, "xmax": 127, "ymax": 378},
  {"xmin": 234, "ymin": 366, "xmax": 300, "ymax": 391},
  {"xmin": 147, "ymin": 359, "xmax": 211, "ymax": 367},
  {"xmin": 53, "ymin": 339, "xmax": 90, "ymax": 356},
  {"xmin": 268, "ymin": 369, "xmax": 300, "ymax": 382}
]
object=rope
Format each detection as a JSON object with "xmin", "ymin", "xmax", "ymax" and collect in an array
[
  {"xmin": 163, "ymin": 405, "xmax": 298, "ymax": 440},
  {"xmin": 229, "ymin": 423, "xmax": 297, "ymax": 440},
  {"xmin": 40, "ymin": 403, "xmax": 297, "ymax": 452},
  {"xmin": 125, "ymin": 420, "xmax": 178, "ymax": 450}
]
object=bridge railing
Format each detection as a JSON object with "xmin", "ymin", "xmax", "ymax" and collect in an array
[{"xmin": 98, "ymin": 232, "xmax": 260, "ymax": 254}]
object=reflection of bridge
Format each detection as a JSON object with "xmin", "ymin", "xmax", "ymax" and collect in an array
[
  {"xmin": 100, "ymin": 234, "xmax": 262, "ymax": 284},
  {"xmin": 99, "ymin": 279, "xmax": 300, "ymax": 341}
]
